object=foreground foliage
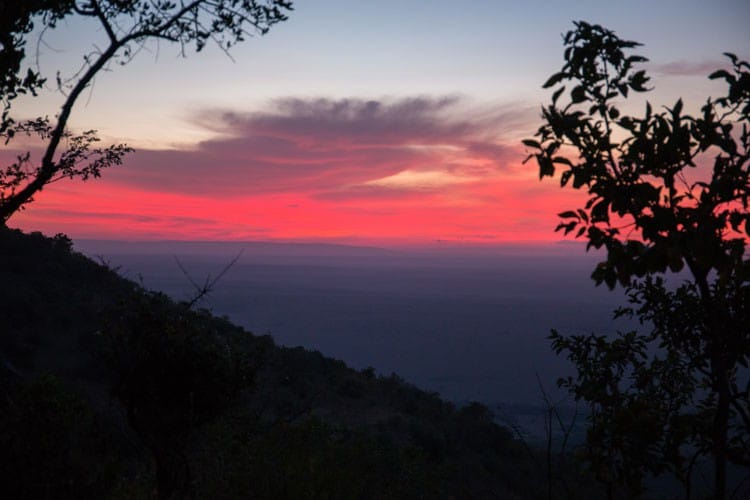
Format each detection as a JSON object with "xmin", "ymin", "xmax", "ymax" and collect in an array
[{"xmin": 525, "ymin": 21, "xmax": 750, "ymax": 498}]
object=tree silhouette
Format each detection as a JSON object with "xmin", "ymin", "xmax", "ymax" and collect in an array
[
  {"xmin": 0, "ymin": 0, "xmax": 292, "ymax": 222},
  {"xmin": 103, "ymin": 291, "xmax": 257, "ymax": 499},
  {"xmin": 525, "ymin": 21, "xmax": 749, "ymax": 498}
]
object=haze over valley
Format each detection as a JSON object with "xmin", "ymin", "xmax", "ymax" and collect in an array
[{"xmin": 76, "ymin": 240, "xmax": 634, "ymax": 418}]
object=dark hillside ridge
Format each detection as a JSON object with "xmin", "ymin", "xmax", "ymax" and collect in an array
[{"xmin": 0, "ymin": 228, "xmax": 596, "ymax": 498}]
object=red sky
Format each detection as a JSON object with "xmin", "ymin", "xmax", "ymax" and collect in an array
[{"xmin": 10, "ymin": 97, "xmax": 589, "ymax": 245}]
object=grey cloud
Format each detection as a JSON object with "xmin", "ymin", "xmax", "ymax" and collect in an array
[{"xmin": 105, "ymin": 96, "xmax": 526, "ymax": 197}]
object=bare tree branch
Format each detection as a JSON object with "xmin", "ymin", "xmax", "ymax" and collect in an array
[{"xmin": 174, "ymin": 250, "xmax": 244, "ymax": 309}]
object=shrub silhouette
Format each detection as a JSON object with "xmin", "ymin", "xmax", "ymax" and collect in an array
[
  {"xmin": 0, "ymin": 375, "xmax": 120, "ymax": 499},
  {"xmin": 525, "ymin": 21, "xmax": 749, "ymax": 498},
  {"xmin": 103, "ymin": 292, "xmax": 256, "ymax": 499}
]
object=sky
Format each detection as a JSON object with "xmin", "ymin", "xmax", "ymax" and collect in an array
[{"xmin": 7, "ymin": 0, "xmax": 750, "ymax": 246}]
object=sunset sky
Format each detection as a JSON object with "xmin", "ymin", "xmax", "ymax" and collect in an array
[{"xmin": 8, "ymin": 0, "xmax": 750, "ymax": 246}]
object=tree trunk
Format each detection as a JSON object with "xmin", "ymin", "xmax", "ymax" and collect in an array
[
  {"xmin": 713, "ymin": 353, "xmax": 729, "ymax": 500},
  {"xmin": 155, "ymin": 446, "xmax": 191, "ymax": 500}
]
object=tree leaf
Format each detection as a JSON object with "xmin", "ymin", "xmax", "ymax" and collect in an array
[
  {"xmin": 571, "ymin": 86, "xmax": 587, "ymax": 104},
  {"xmin": 558, "ymin": 210, "xmax": 579, "ymax": 219},
  {"xmin": 708, "ymin": 69, "xmax": 731, "ymax": 81},
  {"xmin": 552, "ymin": 86, "xmax": 565, "ymax": 104},
  {"xmin": 543, "ymin": 72, "xmax": 567, "ymax": 89}
]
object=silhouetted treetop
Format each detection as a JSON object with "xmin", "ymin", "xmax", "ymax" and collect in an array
[
  {"xmin": 0, "ymin": 0, "xmax": 293, "ymax": 222},
  {"xmin": 525, "ymin": 20, "xmax": 749, "ymax": 499},
  {"xmin": 525, "ymin": 21, "xmax": 749, "ymax": 290}
]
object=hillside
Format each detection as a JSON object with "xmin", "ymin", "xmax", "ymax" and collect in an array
[{"xmin": 0, "ymin": 227, "xmax": 589, "ymax": 499}]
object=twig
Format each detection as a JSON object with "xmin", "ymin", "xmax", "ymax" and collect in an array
[{"xmin": 174, "ymin": 249, "xmax": 244, "ymax": 309}]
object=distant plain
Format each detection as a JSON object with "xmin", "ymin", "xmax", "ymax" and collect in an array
[{"xmin": 76, "ymin": 240, "xmax": 635, "ymax": 440}]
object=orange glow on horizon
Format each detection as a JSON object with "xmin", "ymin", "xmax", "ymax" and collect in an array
[{"xmin": 10, "ymin": 165, "xmax": 590, "ymax": 245}]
